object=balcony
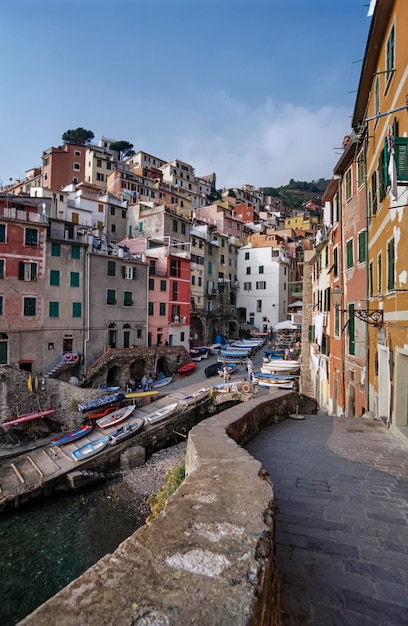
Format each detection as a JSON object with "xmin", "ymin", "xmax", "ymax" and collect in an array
[{"xmin": 290, "ymin": 281, "xmax": 303, "ymax": 298}]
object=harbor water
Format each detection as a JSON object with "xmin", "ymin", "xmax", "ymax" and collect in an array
[{"xmin": 0, "ymin": 475, "xmax": 148, "ymax": 626}]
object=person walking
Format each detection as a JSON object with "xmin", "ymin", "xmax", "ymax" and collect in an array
[
  {"xmin": 223, "ymin": 365, "xmax": 231, "ymax": 383},
  {"xmin": 247, "ymin": 357, "xmax": 254, "ymax": 381},
  {"xmin": 141, "ymin": 374, "xmax": 148, "ymax": 391}
]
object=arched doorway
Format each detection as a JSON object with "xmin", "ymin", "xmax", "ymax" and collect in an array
[{"xmin": 123, "ymin": 323, "xmax": 131, "ymax": 348}]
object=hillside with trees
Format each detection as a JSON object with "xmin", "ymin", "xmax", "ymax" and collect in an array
[{"xmin": 262, "ymin": 178, "xmax": 329, "ymax": 211}]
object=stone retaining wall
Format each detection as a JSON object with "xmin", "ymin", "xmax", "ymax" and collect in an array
[{"xmin": 19, "ymin": 391, "xmax": 310, "ymax": 626}]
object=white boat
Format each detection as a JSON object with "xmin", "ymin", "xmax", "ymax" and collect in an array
[
  {"xmin": 145, "ymin": 403, "xmax": 178, "ymax": 425},
  {"xmin": 152, "ymin": 376, "xmax": 173, "ymax": 389},
  {"xmin": 261, "ymin": 360, "xmax": 300, "ymax": 374},
  {"xmin": 96, "ymin": 405, "xmax": 135, "ymax": 429},
  {"xmin": 212, "ymin": 379, "xmax": 250, "ymax": 394},
  {"xmin": 72, "ymin": 435, "xmax": 111, "ymax": 461},
  {"xmin": 177, "ymin": 388, "xmax": 209, "ymax": 408},
  {"xmin": 208, "ymin": 343, "xmax": 221, "ymax": 354}
]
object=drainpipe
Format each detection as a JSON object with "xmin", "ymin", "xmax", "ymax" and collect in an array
[
  {"xmin": 362, "ymin": 135, "xmax": 370, "ymax": 414},
  {"xmin": 335, "ymin": 173, "xmax": 346, "ymax": 417}
]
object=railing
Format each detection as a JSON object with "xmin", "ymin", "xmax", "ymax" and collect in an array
[{"xmin": 0, "ymin": 207, "xmax": 47, "ymax": 223}]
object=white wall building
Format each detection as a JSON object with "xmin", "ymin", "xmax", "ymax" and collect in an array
[{"xmin": 236, "ymin": 243, "xmax": 289, "ymax": 333}]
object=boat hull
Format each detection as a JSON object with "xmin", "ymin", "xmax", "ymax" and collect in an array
[
  {"xmin": 109, "ymin": 418, "xmax": 145, "ymax": 445},
  {"xmin": 78, "ymin": 393, "xmax": 125, "ymax": 414},
  {"xmin": 96, "ymin": 405, "xmax": 135, "ymax": 429},
  {"xmin": 51, "ymin": 425, "xmax": 93, "ymax": 446},
  {"xmin": 72, "ymin": 436, "xmax": 111, "ymax": 461},
  {"xmin": 3, "ymin": 409, "xmax": 55, "ymax": 427},
  {"xmin": 145, "ymin": 403, "xmax": 178, "ymax": 425}
]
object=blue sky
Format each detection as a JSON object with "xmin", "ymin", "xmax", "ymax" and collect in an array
[{"xmin": 0, "ymin": 0, "xmax": 371, "ymax": 189}]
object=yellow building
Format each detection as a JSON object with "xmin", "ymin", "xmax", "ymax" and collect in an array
[{"xmin": 352, "ymin": 0, "xmax": 408, "ymax": 428}]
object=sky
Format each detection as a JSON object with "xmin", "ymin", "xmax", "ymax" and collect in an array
[{"xmin": 0, "ymin": 0, "xmax": 372, "ymax": 190}]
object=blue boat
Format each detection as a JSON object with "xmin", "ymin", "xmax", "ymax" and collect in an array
[
  {"xmin": 220, "ymin": 349, "xmax": 249, "ymax": 359},
  {"xmin": 51, "ymin": 425, "xmax": 93, "ymax": 446},
  {"xmin": 77, "ymin": 392, "xmax": 125, "ymax": 414},
  {"xmin": 72, "ymin": 435, "xmax": 111, "ymax": 461}
]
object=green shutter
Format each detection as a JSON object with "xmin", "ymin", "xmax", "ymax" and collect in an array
[
  {"xmin": 394, "ymin": 137, "xmax": 408, "ymax": 181},
  {"xmin": 348, "ymin": 304, "xmax": 355, "ymax": 355},
  {"xmin": 387, "ymin": 238, "xmax": 395, "ymax": 290},
  {"xmin": 358, "ymin": 231, "xmax": 367, "ymax": 263}
]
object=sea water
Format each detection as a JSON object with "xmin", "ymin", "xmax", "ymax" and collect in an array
[{"xmin": 0, "ymin": 477, "xmax": 148, "ymax": 625}]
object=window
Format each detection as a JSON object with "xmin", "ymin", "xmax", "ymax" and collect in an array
[
  {"xmin": 170, "ymin": 259, "xmax": 181, "ymax": 277},
  {"xmin": 49, "ymin": 269, "xmax": 60, "ymax": 286},
  {"xmin": 72, "ymin": 302, "xmax": 82, "ymax": 317},
  {"xmin": 244, "ymin": 282, "xmax": 252, "ymax": 291},
  {"xmin": 198, "ymin": 276, "xmax": 202, "ymax": 287},
  {"xmin": 387, "ymin": 238, "xmax": 395, "ymax": 290},
  {"xmin": 25, "ymin": 228, "xmax": 38, "ymax": 247},
  {"xmin": 346, "ymin": 240, "xmax": 353, "ymax": 269},
  {"xmin": 371, "ymin": 171, "xmax": 378, "ymax": 214},
  {"xmin": 221, "ymin": 254, "xmax": 225, "ymax": 264},
  {"xmin": 51, "ymin": 243, "xmax": 61, "ymax": 257},
  {"xmin": 0, "ymin": 225, "xmax": 5, "ymax": 243},
  {"xmin": 348, "ymin": 304, "xmax": 355, "ymax": 356},
  {"xmin": 70, "ymin": 272, "xmax": 80, "ymax": 287},
  {"xmin": 256, "ymin": 281, "xmax": 266, "ymax": 289},
  {"xmin": 137, "ymin": 328, "xmax": 142, "ymax": 339},
  {"xmin": 149, "ymin": 278, "xmax": 155, "ymax": 290},
  {"xmin": 369, "ymin": 261, "xmax": 374, "ymax": 297},
  {"xmin": 111, "ymin": 224, "xmax": 116, "ymax": 234},
  {"xmin": 386, "ymin": 24, "xmax": 395, "ymax": 83},
  {"xmin": 159, "ymin": 302, "xmax": 166, "ymax": 316},
  {"xmin": 191, "ymin": 275, "xmax": 195, "ymax": 286},
  {"xmin": 19, "ymin": 262, "xmax": 37, "ymax": 281},
  {"xmin": 246, "ymin": 267, "xmax": 251, "ymax": 275},
  {"xmin": 173, "ymin": 219, "xmax": 178, "ymax": 233},
  {"xmin": 110, "ymin": 206, "xmax": 116, "ymax": 216},
  {"xmin": 106, "ymin": 162, "xmax": 112, "ymax": 170},
  {"xmin": 0, "ymin": 295, "xmax": 3, "ymax": 316},
  {"xmin": 172, "ymin": 281, "xmax": 178, "ymax": 300},
  {"xmin": 374, "ymin": 76, "xmax": 380, "ymax": 116},
  {"xmin": 0, "ymin": 259, "xmax": 4, "ymax": 278},
  {"xmin": 208, "ymin": 261, "xmax": 213, "ymax": 274},
  {"xmin": 23, "ymin": 297, "xmax": 36, "ymax": 316},
  {"xmin": 107, "ymin": 260, "xmax": 116, "ymax": 277},
  {"xmin": 358, "ymin": 231, "xmax": 367, "ymax": 263},
  {"xmin": 181, "ymin": 223, "xmax": 186, "ymax": 235},
  {"xmin": 124, "ymin": 291, "xmax": 133, "ymax": 306},
  {"xmin": 383, "ymin": 137, "xmax": 408, "ymax": 183},
  {"xmin": 98, "ymin": 203, "xmax": 104, "ymax": 213},
  {"xmin": 74, "ymin": 150, "xmax": 81, "ymax": 157},
  {"xmin": 122, "ymin": 266, "xmax": 136, "ymax": 280},
  {"xmin": 49, "ymin": 302, "xmax": 59, "ymax": 318},
  {"xmin": 257, "ymin": 300, "xmax": 262, "ymax": 312},
  {"xmin": 160, "ymin": 280, "xmax": 166, "ymax": 292},
  {"xmin": 245, "ymin": 252, "xmax": 250, "ymax": 260},
  {"xmin": 107, "ymin": 289, "xmax": 116, "ymax": 305},
  {"xmin": 97, "ymin": 159, "xmax": 102, "ymax": 167},
  {"xmin": 71, "ymin": 246, "xmax": 80, "ymax": 259},
  {"xmin": 181, "ymin": 332, "xmax": 185, "ymax": 341},
  {"xmin": 357, "ymin": 151, "xmax": 365, "ymax": 188},
  {"xmin": 73, "ymin": 177, "xmax": 78, "ymax": 184},
  {"xmin": 259, "ymin": 266, "xmax": 264, "ymax": 274},
  {"xmin": 73, "ymin": 163, "xmax": 80, "ymax": 171},
  {"xmin": 96, "ymin": 173, "xmax": 104, "ymax": 181},
  {"xmin": 148, "ymin": 302, "xmax": 154, "ymax": 316},
  {"xmin": 345, "ymin": 168, "xmax": 352, "ymax": 201},
  {"xmin": 378, "ymin": 253, "xmax": 382, "ymax": 294}
]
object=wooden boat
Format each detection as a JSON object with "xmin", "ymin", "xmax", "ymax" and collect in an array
[
  {"xmin": 145, "ymin": 403, "xmax": 178, "ymax": 425},
  {"xmin": 78, "ymin": 393, "xmax": 125, "ymax": 414},
  {"xmin": 3, "ymin": 409, "xmax": 55, "ymax": 427},
  {"xmin": 51, "ymin": 424, "xmax": 93, "ymax": 446},
  {"xmin": 177, "ymin": 388, "xmax": 209, "ymax": 407},
  {"xmin": 124, "ymin": 390, "xmax": 159, "ymax": 399},
  {"xmin": 177, "ymin": 362, "xmax": 196, "ymax": 376},
  {"xmin": 109, "ymin": 417, "xmax": 145, "ymax": 445},
  {"xmin": 152, "ymin": 376, "xmax": 173, "ymax": 389},
  {"xmin": 96, "ymin": 405, "xmax": 135, "ymax": 429},
  {"xmin": 72, "ymin": 435, "xmax": 111, "ymax": 461}
]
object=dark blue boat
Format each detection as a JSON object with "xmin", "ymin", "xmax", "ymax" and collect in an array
[{"xmin": 78, "ymin": 393, "xmax": 125, "ymax": 414}]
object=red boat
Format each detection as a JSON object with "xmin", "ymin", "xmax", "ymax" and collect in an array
[
  {"xmin": 51, "ymin": 425, "xmax": 93, "ymax": 446},
  {"xmin": 87, "ymin": 406, "xmax": 116, "ymax": 420},
  {"xmin": 3, "ymin": 409, "xmax": 55, "ymax": 427},
  {"xmin": 177, "ymin": 362, "xmax": 196, "ymax": 376}
]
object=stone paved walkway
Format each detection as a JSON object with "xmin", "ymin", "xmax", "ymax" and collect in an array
[{"xmin": 246, "ymin": 412, "xmax": 408, "ymax": 626}]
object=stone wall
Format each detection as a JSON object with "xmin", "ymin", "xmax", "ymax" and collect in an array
[{"xmin": 19, "ymin": 392, "xmax": 307, "ymax": 626}]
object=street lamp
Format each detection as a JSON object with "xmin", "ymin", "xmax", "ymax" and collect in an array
[{"xmin": 331, "ymin": 286, "xmax": 384, "ymax": 327}]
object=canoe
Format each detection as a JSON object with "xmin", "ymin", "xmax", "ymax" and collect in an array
[
  {"xmin": 72, "ymin": 435, "xmax": 111, "ymax": 461},
  {"xmin": 152, "ymin": 376, "xmax": 173, "ymax": 389},
  {"xmin": 177, "ymin": 362, "xmax": 196, "ymax": 376},
  {"xmin": 78, "ymin": 393, "xmax": 125, "ymax": 414},
  {"xmin": 96, "ymin": 405, "xmax": 135, "ymax": 429},
  {"xmin": 3, "ymin": 409, "xmax": 55, "ymax": 427},
  {"xmin": 51, "ymin": 425, "xmax": 93, "ymax": 446},
  {"xmin": 145, "ymin": 403, "xmax": 178, "ymax": 425},
  {"xmin": 109, "ymin": 417, "xmax": 145, "ymax": 445},
  {"xmin": 98, "ymin": 385, "xmax": 120, "ymax": 392},
  {"xmin": 124, "ymin": 390, "xmax": 159, "ymax": 399}
]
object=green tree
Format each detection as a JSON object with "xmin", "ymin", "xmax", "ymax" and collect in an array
[
  {"xmin": 61, "ymin": 128, "xmax": 95, "ymax": 146},
  {"xmin": 108, "ymin": 140, "xmax": 135, "ymax": 161}
]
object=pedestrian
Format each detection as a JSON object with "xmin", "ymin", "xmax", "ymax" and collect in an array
[
  {"xmin": 141, "ymin": 374, "xmax": 148, "ymax": 391},
  {"xmin": 247, "ymin": 357, "xmax": 253, "ymax": 381},
  {"xmin": 223, "ymin": 365, "xmax": 231, "ymax": 383},
  {"xmin": 147, "ymin": 374, "xmax": 154, "ymax": 390}
]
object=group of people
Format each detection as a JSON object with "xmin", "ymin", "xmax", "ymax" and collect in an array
[{"xmin": 128, "ymin": 373, "xmax": 154, "ymax": 392}]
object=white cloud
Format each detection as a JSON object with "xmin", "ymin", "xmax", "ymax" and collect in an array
[{"xmin": 176, "ymin": 98, "xmax": 352, "ymax": 189}]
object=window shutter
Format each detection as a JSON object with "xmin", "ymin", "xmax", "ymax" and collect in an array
[
  {"xmin": 394, "ymin": 137, "xmax": 408, "ymax": 181},
  {"xmin": 18, "ymin": 262, "xmax": 24, "ymax": 280},
  {"xmin": 348, "ymin": 304, "xmax": 355, "ymax": 356},
  {"xmin": 382, "ymin": 138, "xmax": 390, "ymax": 188}
]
